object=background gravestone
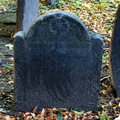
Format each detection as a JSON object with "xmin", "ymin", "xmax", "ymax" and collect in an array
[
  {"xmin": 16, "ymin": 0, "xmax": 39, "ymax": 31},
  {"xmin": 110, "ymin": 5, "xmax": 120, "ymax": 97},
  {"xmin": 14, "ymin": 11, "xmax": 103, "ymax": 111},
  {"xmin": 48, "ymin": 0, "xmax": 58, "ymax": 5}
]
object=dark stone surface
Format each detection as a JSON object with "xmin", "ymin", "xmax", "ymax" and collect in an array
[
  {"xmin": 16, "ymin": 0, "xmax": 39, "ymax": 32},
  {"xmin": 110, "ymin": 5, "xmax": 120, "ymax": 97},
  {"xmin": 48, "ymin": 0, "xmax": 57, "ymax": 5},
  {"xmin": 14, "ymin": 11, "xmax": 103, "ymax": 112}
]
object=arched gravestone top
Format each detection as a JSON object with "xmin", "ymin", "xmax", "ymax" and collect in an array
[
  {"xmin": 26, "ymin": 11, "xmax": 90, "ymax": 41},
  {"xmin": 14, "ymin": 11, "xmax": 103, "ymax": 111}
]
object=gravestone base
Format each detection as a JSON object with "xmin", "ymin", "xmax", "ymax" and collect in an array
[{"xmin": 15, "ymin": 77, "xmax": 99, "ymax": 111}]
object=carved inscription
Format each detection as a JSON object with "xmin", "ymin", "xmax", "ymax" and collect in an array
[
  {"xmin": 49, "ymin": 18, "xmax": 70, "ymax": 35},
  {"xmin": 26, "ymin": 41, "xmax": 91, "ymax": 101}
]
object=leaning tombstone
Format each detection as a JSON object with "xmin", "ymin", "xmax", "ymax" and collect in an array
[
  {"xmin": 16, "ymin": 0, "xmax": 39, "ymax": 31},
  {"xmin": 110, "ymin": 5, "xmax": 120, "ymax": 97},
  {"xmin": 14, "ymin": 11, "xmax": 103, "ymax": 112}
]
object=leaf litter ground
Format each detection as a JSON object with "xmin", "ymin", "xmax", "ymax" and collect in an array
[{"xmin": 0, "ymin": 0, "xmax": 120, "ymax": 119}]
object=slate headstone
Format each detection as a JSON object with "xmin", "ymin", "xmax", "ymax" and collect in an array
[
  {"xmin": 14, "ymin": 11, "xmax": 103, "ymax": 111},
  {"xmin": 110, "ymin": 5, "xmax": 120, "ymax": 97},
  {"xmin": 16, "ymin": 0, "xmax": 39, "ymax": 31}
]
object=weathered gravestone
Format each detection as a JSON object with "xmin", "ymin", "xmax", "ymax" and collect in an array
[
  {"xmin": 16, "ymin": 0, "xmax": 39, "ymax": 31},
  {"xmin": 14, "ymin": 11, "xmax": 103, "ymax": 111},
  {"xmin": 110, "ymin": 5, "xmax": 120, "ymax": 97}
]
